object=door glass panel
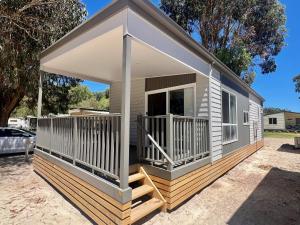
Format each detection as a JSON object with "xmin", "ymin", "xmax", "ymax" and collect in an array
[
  {"xmin": 169, "ymin": 87, "xmax": 194, "ymax": 116},
  {"xmin": 147, "ymin": 92, "xmax": 166, "ymax": 116},
  {"xmin": 184, "ymin": 87, "xmax": 194, "ymax": 116},
  {"xmin": 169, "ymin": 89, "xmax": 184, "ymax": 116}
]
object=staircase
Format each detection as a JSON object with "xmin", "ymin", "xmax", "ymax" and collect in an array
[{"xmin": 129, "ymin": 167, "xmax": 166, "ymax": 224}]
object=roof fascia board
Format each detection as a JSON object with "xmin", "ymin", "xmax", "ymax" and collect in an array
[{"xmin": 40, "ymin": 0, "xmax": 129, "ymax": 59}]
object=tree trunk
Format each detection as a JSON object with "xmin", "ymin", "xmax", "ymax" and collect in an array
[
  {"xmin": 0, "ymin": 89, "xmax": 25, "ymax": 127},
  {"xmin": 0, "ymin": 110, "xmax": 10, "ymax": 127}
]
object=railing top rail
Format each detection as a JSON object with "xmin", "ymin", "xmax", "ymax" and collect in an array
[
  {"xmin": 37, "ymin": 113, "xmax": 121, "ymax": 120},
  {"xmin": 141, "ymin": 114, "xmax": 209, "ymax": 120}
]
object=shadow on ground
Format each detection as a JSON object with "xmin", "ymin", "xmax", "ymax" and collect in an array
[
  {"xmin": 228, "ymin": 167, "xmax": 300, "ymax": 225},
  {"xmin": 0, "ymin": 153, "xmax": 32, "ymax": 168},
  {"xmin": 277, "ymin": 144, "xmax": 300, "ymax": 154}
]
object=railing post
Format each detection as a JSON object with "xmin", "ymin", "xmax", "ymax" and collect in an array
[
  {"xmin": 50, "ymin": 118, "xmax": 53, "ymax": 154},
  {"xmin": 73, "ymin": 117, "xmax": 78, "ymax": 165},
  {"xmin": 136, "ymin": 115, "xmax": 142, "ymax": 162},
  {"xmin": 166, "ymin": 114, "xmax": 174, "ymax": 170},
  {"xmin": 192, "ymin": 118, "xmax": 196, "ymax": 161}
]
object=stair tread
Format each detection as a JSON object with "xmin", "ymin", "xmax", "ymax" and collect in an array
[
  {"xmin": 131, "ymin": 198, "xmax": 164, "ymax": 224},
  {"xmin": 128, "ymin": 173, "xmax": 145, "ymax": 183},
  {"xmin": 132, "ymin": 185, "xmax": 154, "ymax": 200}
]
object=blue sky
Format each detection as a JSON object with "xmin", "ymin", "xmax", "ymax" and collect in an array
[{"xmin": 82, "ymin": 0, "xmax": 300, "ymax": 111}]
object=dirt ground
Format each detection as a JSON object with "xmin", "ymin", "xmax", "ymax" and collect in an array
[{"xmin": 0, "ymin": 138, "xmax": 300, "ymax": 225}]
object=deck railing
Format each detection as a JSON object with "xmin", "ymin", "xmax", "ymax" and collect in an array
[
  {"xmin": 36, "ymin": 114, "xmax": 121, "ymax": 184},
  {"xmin": 137, "ymin": 114, "xmax": 210, "ymax": 170}
]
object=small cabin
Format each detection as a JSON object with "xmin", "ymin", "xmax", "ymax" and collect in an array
[{"xmin": 34, "ymin": 1, "xmax": 264, "ymax": 224}]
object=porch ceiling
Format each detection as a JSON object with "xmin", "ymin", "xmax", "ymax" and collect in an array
[{"xmin": 40, "ymin": 26, "xmax": 195, "ymax": 83}]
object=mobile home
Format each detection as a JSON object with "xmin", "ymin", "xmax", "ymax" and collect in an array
[
  {"xmin": 264, "ymin": 111, "xmax": 300, "ymax": 130},
  {"xmin": 34, "ymin": 1, "xmax": 264, "ymax": 224}
]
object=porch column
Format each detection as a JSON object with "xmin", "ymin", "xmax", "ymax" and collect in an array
[
  {"xmin": 120, "ymin": 34, "xmax": 132, "ymax": 189},
  {"xmin": 37, "ymin": 72, "xmax": 43, "ymax": 117}
]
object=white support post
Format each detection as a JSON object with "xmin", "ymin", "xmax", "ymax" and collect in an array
[
  {"xmin": 120, "ymin": 34, "xmax": 132, "ymax": 189},
  {"xmin": 37, "ymin": 72, "xmax": 43, "ymax": 117}
]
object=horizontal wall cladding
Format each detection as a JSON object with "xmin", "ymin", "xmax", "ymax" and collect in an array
[
  {"xmin": 221, "ymin": 77, "xmax": 251, "ymax": 155},
  {"xmin": 196, "ymin": 75, "xmax": 209, "ymax": 117},
  {"xmin": 110, "ymin": 79, "xmax": 145, "ymax": 145},
  {"xmin": 145, "ymin": 74, "xmax": 196, "ymax": 92},
  {"xmin": 249, "ymin": 100, "xmax": 263, "ymax": 144},
  {"xmin": 33, "ymin": 155, "xmax": 131, "ymax": 225},
  {"xmin": 148, "ymin": 140, "xmax": 264, "ymax": 210},
  {"xmin": 264, "ymin": 113, "xmax": 285, "ymax": 130},
  {"xmin": 210, "ymin": 75, "xmax": 222, "ymax": 161}
]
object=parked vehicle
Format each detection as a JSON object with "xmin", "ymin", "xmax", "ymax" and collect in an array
[
  {"xmin": 0, "ymin": 128, "xmax": 36, "ymax": 155},
  {"xmin": 8, "ymin": 118, "xmax": 26, "ymax": 129}
]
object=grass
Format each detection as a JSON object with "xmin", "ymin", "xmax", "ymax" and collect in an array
[{"xmin": 264, "ymin": 131, "xmax": 300, "ymax": 139}]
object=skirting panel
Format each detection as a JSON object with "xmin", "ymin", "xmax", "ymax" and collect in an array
[
  {"xmin": 148, "ymin": 140, "xmax": 264, "ymax": 210},
  {"xmin": 33, "ymin": 155, "xmax": 131, "ymax": 225}
]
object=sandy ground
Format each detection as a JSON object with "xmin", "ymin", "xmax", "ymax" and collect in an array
[{"xmin": 1, "ymin": 138, "xmax": 300, "ymax": 225}]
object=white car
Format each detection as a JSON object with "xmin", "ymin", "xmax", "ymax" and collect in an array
[{"xmin": 0, "ymin": 128, "xmax": 36, "ymax": 155}]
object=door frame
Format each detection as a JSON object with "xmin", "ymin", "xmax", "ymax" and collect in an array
[{"xmin": 145, "ymin": 83, "xmax": 197, "ymax": 116}]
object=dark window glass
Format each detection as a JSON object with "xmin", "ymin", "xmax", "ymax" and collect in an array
[
  {"xmin": 169, "ymin": 89, "xmax": 184, "ymax": 116},
  {"xmin": 222, "ymin": 91, "xmax": 229, "ymax": 123}
]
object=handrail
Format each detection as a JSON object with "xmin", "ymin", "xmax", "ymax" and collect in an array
[
  {"xmin": 147, "ymin": 134, "xmax": 175, "ymax": 166},
  {"xmin": 137, "ymin": 121, "xmax": 175, "ymax": 166},
  {"xmin": 38, "ymin": 113, "xmax": 121, "ymax": 120}
]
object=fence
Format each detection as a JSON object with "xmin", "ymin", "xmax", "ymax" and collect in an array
[
  {"xmin": 137, "ymin": 114, "xmax": 210, "ymax": 170},
  {"xmin": 36, "ymin": 114, "xmax": 121, "ymax": 183}
]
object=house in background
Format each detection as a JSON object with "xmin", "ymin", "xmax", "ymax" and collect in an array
[
  {"xmin": 34, "ymin": 1, "xmax": 264, "ymax": 224},
  {"xmin": 264, "ymin": 111, "xmax": 300, "ymax": 130}
]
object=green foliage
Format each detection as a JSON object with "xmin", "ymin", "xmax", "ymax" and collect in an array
[
  {"xmin": 68, "ymin": 85, "xmax": 109, "ymax": 111},
  {"xmin": 0, "ymin": 0, "xmax": 87, "ymax": 125},
  {"xmin": 293, "ymin": 74, "xmax": 300, "ymax": 96},
  {"xmin": 11, "ymin": 97, "xmax": 37, "ymax": 118},
  {"xmin": 264, "ymin": 107, "xmax": 290, "ymax": 115},
  {"xmin": 69, "ymin": 85, "xmax": 93, "ymax": 106},
  {"xmin": 160, "ymin": 0, "xmax": 286, "ymax": 84}
]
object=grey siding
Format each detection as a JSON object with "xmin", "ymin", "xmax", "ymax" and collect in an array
[
  {"xmin": 196, "ymin": 75, "xmax": 209, "ymax": 117},
  {"xmin": 250, "ymin": 99, "xmax": 263, "ymax": 144},
  {"xmin": 110, "ymin": 79, "xmax": 145, "ymax": 145},
  {"xmin": 210, "ymin": 70, "xmax": 223, "ymax": 161},
  {"xmin": 264, "ymin": 113, "xmax": 285, "ymax": 130},
  {"xmin": 221, "ymin": 75, "xmax": 251, "ymax": 155}
]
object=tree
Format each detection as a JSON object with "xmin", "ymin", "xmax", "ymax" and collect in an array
[
  {"xmin": 68, "ymin": 85, "xmax": 110, "ymax": 111},
  {"xmin": 160, "ymin": 0, "xmax": 286, "ymax": 84},
  {"xmin": 0, "ymin": 0, "xmax": 87, "ymax": 126},
  {"xmin": 293, "ymin": 74, "xmax": 300, "ymax": 97},
  {"xmin": 264, "ymin": 107, "xmax": 290, "ymax": 115},
  {"xmin": 69, "ymin": 85, "xmax": 94, "ymax": 106}
]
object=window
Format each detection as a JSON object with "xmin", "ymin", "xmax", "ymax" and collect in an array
[
  {"xmin": 146, "ymin": 84, "xmax": 195, "ymax": 117},
  {"xmin": 243, "ymin": 111, "xmax": 249, "ymax": 125},
  {"xmin": 222, "ymin": 90, "xmax": 238, "ymax": 144},
  {"xmin": 269, "ymin": 118, "xmax": 277, "ymax": 125}
]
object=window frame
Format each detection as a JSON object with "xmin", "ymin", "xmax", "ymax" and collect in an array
[
  {"xmin": 243, "ymin": 110, "xmax": 249, "ymax": 125},
  {"xmin": 145, "ymin": 83, "xmax": 197, "ymax": 117},
  {"xmin": 221, "ymin": 89, "xmax": 238, "ymax": 145},
  {"xmin": 269, "ymin": 117, "xmax": 277, "ymax": 125}
]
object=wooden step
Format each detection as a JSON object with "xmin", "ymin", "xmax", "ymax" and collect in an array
[
  {"xmin": 128, "ymin": 173, "xmax": 145, "ymax": 183},
  {"xmin": 131, "ymin": 198, "xmax": 164, "ymax": 224},
  {"xmin": 132, "ymin": 185, "xmax": 154, "ymax": 200}
]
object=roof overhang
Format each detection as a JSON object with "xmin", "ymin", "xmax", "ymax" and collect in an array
[{"xmin": 40, "ymin": 0, "xmax": 264, "ymax": 101}]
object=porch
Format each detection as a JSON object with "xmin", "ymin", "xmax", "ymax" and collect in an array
[
  {"xmin": 35, "ymin": 113, "xmax": 210, "ymax": 186},
  {"xmin": 35, "ymin": 1, "xmax": 214, "ymax": 223}
]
